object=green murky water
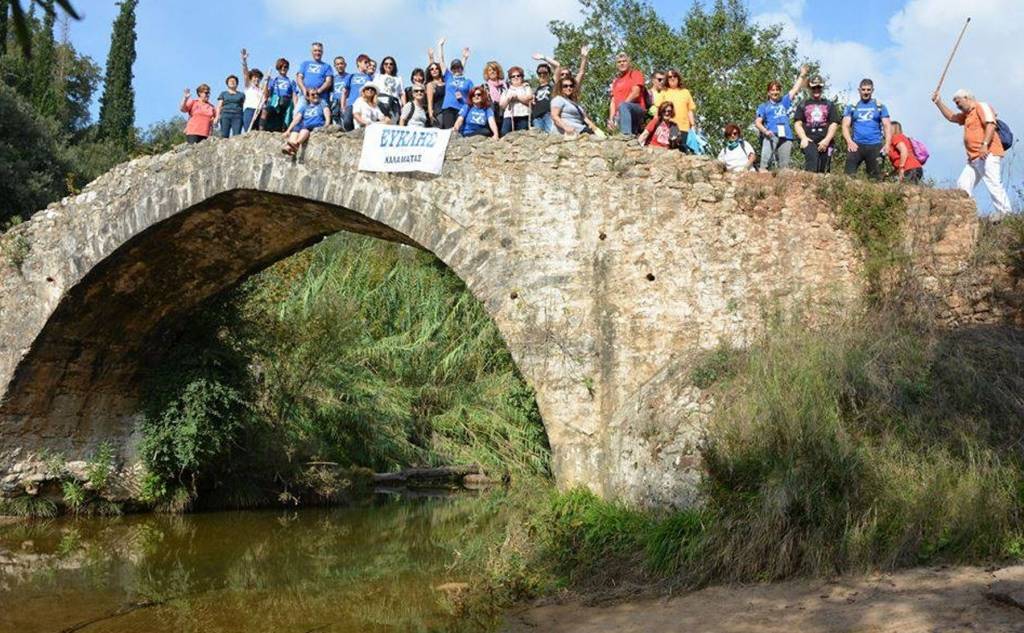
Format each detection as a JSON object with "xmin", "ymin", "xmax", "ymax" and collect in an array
[{"xmin": 0, "ymin": 496, "xmax": 495, "ymax": 633}]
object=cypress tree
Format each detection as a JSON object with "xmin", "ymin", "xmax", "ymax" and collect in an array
[
  {"xmin": 97, "ymin": 0, "xmax": 137, "ymax": 146},
  {"xmin": 0, "ymin": 0, "xmax": 9, "ymax": 55},
  {"xmin": 31, "ymin": 0, "xmax": 56, "ymax": 114}
]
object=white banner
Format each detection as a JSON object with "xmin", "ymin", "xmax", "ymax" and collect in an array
[{"xmin": 357, "ymin": 124, "xmax": 453, "ymax": 175}]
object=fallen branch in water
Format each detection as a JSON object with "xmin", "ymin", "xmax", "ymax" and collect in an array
[{"xmin": 372, "ymin": 464, "xmax": 483, "ymax": 486}]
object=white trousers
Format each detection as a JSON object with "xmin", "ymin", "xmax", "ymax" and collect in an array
[{"xmin": 957, "ymin": 155, "xmax": 1014, "ymax": 214}]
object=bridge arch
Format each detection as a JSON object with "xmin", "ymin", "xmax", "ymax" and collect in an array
[{"xmin": 0, "ymin": 130, "xmax": 978, "ymax": 506}]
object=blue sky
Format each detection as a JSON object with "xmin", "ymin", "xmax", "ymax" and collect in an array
[{"xmin": 68, "ymin": 0, "xmax": 1021, "ymax": 211}]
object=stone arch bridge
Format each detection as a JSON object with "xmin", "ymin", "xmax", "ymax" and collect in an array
[{"xmin": 0, "ymin": 131, "xmax": 981, "ymax": 506}]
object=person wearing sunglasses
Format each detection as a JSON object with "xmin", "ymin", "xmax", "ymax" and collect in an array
[
  {"xmin": 483, "ymin": 61, "xmax": 507, "ymax": 121},
  {"xmin": 637, "ymin": 102, "xmax": 682, "ymax": 149},
  {"xmin": 262, "ymin": 58, "xmax": 298, "ymax": 132},
  {"xmin": 717, "ymin": 123, "xmax": 756, "ymax": 172},
  {"xmin": 530, "ymin": 62, "xmax": 555, "ymax": 133},
  {"xmin": 424, "ymin": 62, "xmax": 446, "ymax": 126},
  {"xmin": 400, "ymin": 83, "xmax": 432, "ymax": 127},
  {"xmin": 646, "ymin": 71, "xmax": 667, "ymax": 116},
  {"xmin": 180, "ymin": 84, "xmax": 216, "ymax": 143},
  {"xmin": 499, "ymin": 66, "xmax": 533, "ymax": 136},
  {"xmin": 550, "ymin": 76, "xmax": 598, "ymax": 135},
  {"xmin": 282, "ymin": 89, "xmax": 331, "ymax": 156},
  {"xmin": 352, "ymin": 82, "xmax": 391, "ymax": 129},
  {"xmin": 454, "ymin": 86, "xmax": 499, "ymax": 138},
  {"xmin": 376, "ymin": 56, "xmax": 405, "ymax": 123}
]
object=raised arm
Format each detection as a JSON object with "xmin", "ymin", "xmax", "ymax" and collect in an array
[
  {"xmin": 241, "ymin": 49, "xmax": 250, "ymax": 85},
  {"xmin": 788, "ymin": 64, "xmax": 809, "ymax": 100},
  {"xmin": 461, "ymin": 47, "xmax": 470, "ymax": 68},
  {"xmin": 179, "ymin": 88, "xmax": 191, "ymax": 113},
  {"xmin": 575, "ymin": 45, "xmax": 590, "ymax": 88},
  {"xmin": 930, "ymin": 91, "xmax": 959, "ymax": 122},
  {"xmin": 532, "ymin": 52, "xmax": 563, "ymax": 80}
]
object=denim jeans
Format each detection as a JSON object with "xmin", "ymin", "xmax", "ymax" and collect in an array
[
  {"xmin": 617, "ymin": 102, "xmax": 646, "ymax": 135},
  {"xmin": 242, "ymin": 108, "xmax": 259, "ymax": 132},
  {"xmin": 501, "ymin": 116, "xmax": 529, "ymax": 136},
  {"xmin": 219, "ymin": 112, "xmax": 243, "ymax": 138},
  {"xmin": 531, "ymin": 113, "xmax": 554, "ymax": 133},
  {"xmin": 759, "ymin": 136, "xmax": 793, "ymax": 170}
]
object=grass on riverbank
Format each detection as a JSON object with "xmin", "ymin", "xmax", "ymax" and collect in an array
[{"xmin": 473, "ymin": 309, "xmax": 1024, "ymax": 600}]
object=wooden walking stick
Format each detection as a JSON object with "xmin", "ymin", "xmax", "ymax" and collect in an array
[{"xmin": 935, "ymin": 17, "xmax": 971, "ymax": 94}]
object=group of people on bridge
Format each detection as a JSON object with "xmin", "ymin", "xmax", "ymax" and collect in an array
[{"xmin": 177, "ymin": 40, "xmax": 1015, "ymax": 216}]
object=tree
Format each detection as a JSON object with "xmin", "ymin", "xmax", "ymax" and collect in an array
[
  {"xmin": 96, "ymin": 0, "xmax": 136, "ymax": 147},
  {"xmin": 549, "ymin": 0, "xmax": 809, "ymax": 152},
  {"xmin": 0, "ymin": 82, "xmax": 69, "ymax": 224},
  {"xmin": 5, "ymin": 0, "xmax": 78, "ymax": 57}
]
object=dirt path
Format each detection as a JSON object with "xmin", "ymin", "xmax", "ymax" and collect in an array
[{"xmin": 501, "ymin": 565, "xmax": 1024, "ymax": 632}]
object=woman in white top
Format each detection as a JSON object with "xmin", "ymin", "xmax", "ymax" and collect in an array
[
  {"xmin": 353, "ymin": 83, "xmax": 391, "ymax": 129},
  {"xmin": 240, "ymin": 48, "xmax": 264, "ymax": 132},
  {"xmin": 400, "ymin": 83, "xmax": 431, "ymax": 127},
  {"xmin": 717, "ymin": 123, "xmax": 756, "ymax": 172},
  {"xmin": 499, "ymin": 65, "xmax": 533, "ymax": 136},
  {"xmin": 550, "ymin": 76, "xmax": 598, "ymax": 135},
  {"xmin": 376, "ymin": 56, "xmax": 405, "ymax": 123}
]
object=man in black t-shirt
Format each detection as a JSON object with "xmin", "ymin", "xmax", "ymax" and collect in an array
[{"xmin": 793, "ymin": 76, "xmax": 840, "ymax": 173}]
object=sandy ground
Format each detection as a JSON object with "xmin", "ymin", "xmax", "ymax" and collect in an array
[{"xmin": 501, "ymin": 565, "xmax": 1024, "ymax": 633}]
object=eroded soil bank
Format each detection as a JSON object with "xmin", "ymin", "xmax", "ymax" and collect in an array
[{"xmin": 502, "ymin": 564, "xmax": 1024, "ymax": 633}]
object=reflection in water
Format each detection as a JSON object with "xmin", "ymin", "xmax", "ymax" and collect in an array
[{"xmin": 0, "ymin": 495, "xmax": 497, "ymax": 633}]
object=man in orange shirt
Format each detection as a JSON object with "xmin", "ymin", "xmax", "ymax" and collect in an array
[
  {"xmin": 932, "ymin": 89, "xmax": 1013, "ymax": 215},
  {"xmin": 607, "ymin": 52, "xmax": 647, "ymax": 136}
]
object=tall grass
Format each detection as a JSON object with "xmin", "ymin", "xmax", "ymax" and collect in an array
[
  {"xmin": 482, "ymin": 311, "xmax": 1024, "ymax": 594},
  {"xmin": 139, "ymin": 233, "xmax": 549, "ymax": 504}
]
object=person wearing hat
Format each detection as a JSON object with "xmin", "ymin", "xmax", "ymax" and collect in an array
[
  {"xmin": 353, "ymin": 81, "xmax": 391, "ymax": 128},
  {"xmin": 793, "ymin": 75, "xmax": 840, "ymax": 173},
  {"xmin": 440, "ymin": 55, "xmax": 474, "ymax": 130}
]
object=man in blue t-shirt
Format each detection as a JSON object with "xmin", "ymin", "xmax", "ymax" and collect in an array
[
  {"xmin": 842, "ymin": 78, "xmax": 891, "ymax": 180},
  {"xmin": 340, "ymin": 54, "xmax": 375, "ymax": 131},
  {"xmin": 439, "ymin": 59, "xmax": 473, "ymax": 130},
  {"xmin": 330, "ymin": 56, "xmax": 350, "ymax": 120},
  {"xmin": 296, "ymin": 42, "xmax": 333, "ymax": 104}
]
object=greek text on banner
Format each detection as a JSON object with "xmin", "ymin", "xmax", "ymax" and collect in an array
[{"xmin": 357, "ymin": 124, "xmax": 453, "ymax": 175}]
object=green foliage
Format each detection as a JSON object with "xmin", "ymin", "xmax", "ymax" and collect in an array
[
  {"xmin": 61, "ymin": 479, "xmax": 84, "ymax": 512},
  {"xmin": 549, "ymin": 0, "xmax": 807, "ymax": 151},
  {"xmin": 2, "ymin": 216, "xmax": 30, "ymax": 269},
  {"xmin": 96, "ymin": 0, "xmax": 135, "ymax": 146},
  {"xmin": 815, "ymin": 177, "xmax": 907, "ymax": 294},
  {"xmin": 138, "ymin": 234, "xmax": 549, "ymax": 505},
  {"xmin": 137, "ymin": 116, "xmax": 187, "ymax": 154},
  {"xmin": 85, "ymin": 441, "xmax": 114, "ymax": 490},
  {"xmin": 0, "ymin": 495, "xmax": 57, "ymax": 518},
  {"xmin": 0, "ymin": 82, "xmax": 68, "ymax": 224},
  {"xmin": 3, "ymin": 1, "xmax": 79, "ymax": 57},
  {"xmin": 689, "ymin": 344, "xmax": 741, "ymax": 389},
  {"xmin": 697, "ymin": 314, "xmax": 1024, "ymax": 582}
]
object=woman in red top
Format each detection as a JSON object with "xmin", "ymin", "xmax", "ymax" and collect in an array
[
  {"xmin": 637, "ymin": 102, "xmax": 680, "ymax": 149},
  {"xmin": 887, "ymin": 121, "xmax": 923, "ymax": 183},
  {"xmin": 180, "ymin": 84, "xmax": 216, "ymax": 144}
]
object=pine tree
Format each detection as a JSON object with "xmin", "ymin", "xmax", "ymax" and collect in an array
[
  {"xmin": 97, "ymin": 0, "xmax": 136, "ymax": 146},
  {"xmin": 30, "ymin": 0, "xmax": 56, "ymax": 115}
]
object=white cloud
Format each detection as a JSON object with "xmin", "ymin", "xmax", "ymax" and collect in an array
[
  {"xmin": 262, "ymin": 0, "xmax": 580, "ymax": 72},
  {"xmin": 755, "ymin": 0, "xmax": 1024, "ymax": 211}
]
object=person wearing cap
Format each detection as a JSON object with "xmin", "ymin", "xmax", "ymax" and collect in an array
[
  {"xmin": 340, "ymin": 54, "xmax": 375, "ymax": 131},
  {"xmin": 439, "ymin": 56, "xmax": 474, "ymax": 130},
  {"xmin": 754, "ymin": 65, "xmax": 808, "ymax": 170},
  {"xmin": 932, "ymin": 89, "xmax": 1013, "ymax": 216},
  {"xmin": 352, "ymin": 82, "xmax": 391, "ymax": 128},
  {"xmin": 842, "ymin": 78, "xmax": 891, "ymax": 180},
  {"xmin": 793, "ymin": 75, "xmax": 840, "ymax": 173}
]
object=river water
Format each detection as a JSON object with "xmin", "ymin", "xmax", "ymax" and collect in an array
[{"xmin": 0, "ymin": 496, "xmax": 497, "ymax": 633}]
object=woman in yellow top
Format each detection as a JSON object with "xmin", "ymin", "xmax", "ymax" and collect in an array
[{"xmin": 653, "ymin": 70, "xmax": 696, "ymax": 151}]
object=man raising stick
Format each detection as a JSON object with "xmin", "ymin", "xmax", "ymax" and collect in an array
[{"xmin": 932, "ymin": 89, "xmax": 1014, "ymax": 216}]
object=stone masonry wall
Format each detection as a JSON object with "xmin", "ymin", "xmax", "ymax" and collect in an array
[{"xmin": 0, "ymin": 128, "xmax": 991, "ymax": 508}]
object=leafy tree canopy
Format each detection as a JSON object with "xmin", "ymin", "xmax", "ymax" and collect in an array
[{"xmin": 549, "ymin": 0, "xmax": 813, "ymax": 150}]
